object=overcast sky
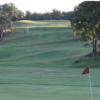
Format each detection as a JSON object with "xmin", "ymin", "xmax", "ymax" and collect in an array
[{"xmin": 0, "ymin": 0, "xmax": 98, "ymax": 13}]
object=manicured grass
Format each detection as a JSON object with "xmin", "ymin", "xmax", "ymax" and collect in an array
[
  {"xmin": 13, "ymin": 20, "xmax": 71, "ymax": 28},
  {"xmin": 0, "ymin": 20, "xmax": 100, "ymax": 100}
]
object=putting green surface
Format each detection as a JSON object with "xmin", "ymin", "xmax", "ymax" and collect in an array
[{"xmin": 0, "ymin": 20, "xmax": 100, "ymax": 100}]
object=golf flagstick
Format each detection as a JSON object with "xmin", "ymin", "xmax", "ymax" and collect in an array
[
  {"xmin": 88, "ymin": 71, "xmax": 94, "ymax": 100},
  {"xmin": 82, "ymin": 67, "xmax": 94, "ymax": 100}
]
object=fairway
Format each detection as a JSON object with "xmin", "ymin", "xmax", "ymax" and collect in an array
[{"xmin": 0, "ymin": 20, "xmax": 100, "ymax": 100}]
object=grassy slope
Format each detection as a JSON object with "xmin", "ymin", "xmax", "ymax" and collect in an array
[{"xmin": 0, "ymin": 20, "xmax": 99, "ymax": 100}]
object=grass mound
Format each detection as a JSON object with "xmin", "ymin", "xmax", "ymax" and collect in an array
[{"xmin": 14, "ymin": 20, "xmax": 71, "ymax": 28}]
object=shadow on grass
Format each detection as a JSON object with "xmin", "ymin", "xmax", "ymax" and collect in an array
[{"xmin": 72, "ymin": 51, "xmax": 100, "ymax": 68}]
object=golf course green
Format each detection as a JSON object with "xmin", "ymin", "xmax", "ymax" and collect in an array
[{"xmin": 0, "ymin": 20, "xmax": 99, "ymax": 100}]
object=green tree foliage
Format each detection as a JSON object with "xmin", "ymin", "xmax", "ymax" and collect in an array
[
  {"xmin": 0, "ymin": 3, "xmax": 24, "ymax": 39},
  {"xmin": 62, "ymin": 11, "xmax": 74, "ymax": 20},
  {"xmin": 51, "ymin": 9, "xmax": 63, "ymax": 20},
  {"xmin": 71, "ymin": 1, "xmax": 100, "ymax": 57},
  {"xmin": 1, "ymin": 3, "xmax": 24, "ymax": 21},
  {"xmin": 25, "ymin": 11, "xmax": 32, "ymax": 20},
  {"xmin": 31, "ymin": 12, "xmax": 43, "ymax": 20},
  {"xmin": 24, "ymin": 10, "xmax": 74, "ymax": 20},
  {"xmin": 0, "ymin": 15, "xmax": 10, "ymax": 39}
]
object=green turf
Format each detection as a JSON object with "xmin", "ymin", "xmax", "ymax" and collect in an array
[{"xmin": 0, "ymin": 20, "xmax": 100, "ymax": 100}]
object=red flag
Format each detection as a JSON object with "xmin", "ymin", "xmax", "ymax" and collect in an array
[{"xmin": 82, "ymin": 67, "xmax": 89, "ymax": 75}]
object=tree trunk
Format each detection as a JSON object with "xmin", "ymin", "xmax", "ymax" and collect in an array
[
  {"xmin": 93, "ymin": 40, "xmax": 97, "ymax": 57},
  {"xmin": 92, "ymin": 29, "xmax": 97, "ymax": 57},
  {"xmin": 0, "ymin": 27, "xmax": 3, "ymax": 40}
]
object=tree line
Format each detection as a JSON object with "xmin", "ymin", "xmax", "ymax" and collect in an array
[
  {"xmin": 0, "ymin": 3, "xmax": 74, "ymax": 21},
  {"xmin": 24, "ymin": 9, "xmax": 73, "ymax": 20}
]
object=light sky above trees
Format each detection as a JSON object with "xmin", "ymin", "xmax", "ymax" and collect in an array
[{"xmin": 0, "ymin": 0, "xmax": 97, "ymax": 13}]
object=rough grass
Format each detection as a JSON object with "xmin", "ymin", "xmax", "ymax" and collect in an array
[{"xmin": 0, "ymin": 20, "xmax": 100, "ymax": 100}]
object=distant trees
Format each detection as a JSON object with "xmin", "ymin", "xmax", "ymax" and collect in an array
[
  {"xmin": 51, "ymin": 9, "xmax": 63, "ymax": 20},
  {"xmin": 0, "ymin": 3, "xmax": 74, "ymax": 22},
  {"xmin": 24, "ymin": 9, "xmax": 74, "ymax": 20},
  {"xmin": 71, "ymin": 1, "xmax": 100, "ymax": 57},
  {"xmin": 24, "ymin": 11, "xmax": 32, "ymax": 20},
  {"xmin": 63, "ymin": 11, "xmax": 74, "ymax": 20}
]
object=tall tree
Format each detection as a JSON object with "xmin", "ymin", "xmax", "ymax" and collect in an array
[
  {"xmin": 2, "ymin": 3, "xmax": 24, "ymax": 21},
  {"xmin": 71, "ymin": 1, "xmax": 100, "ymax": 57},
  {"xmin": 0, "ymin": 3, "xmax": 24, "ymax": 39},
  {"xmin": 0, "ymin": 15, "xmax": 10, "ymax": 39}
]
